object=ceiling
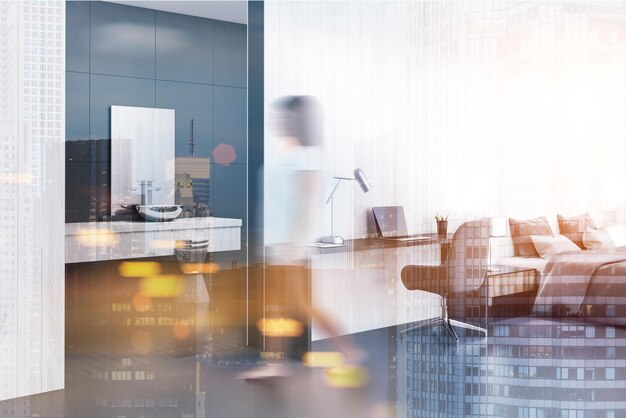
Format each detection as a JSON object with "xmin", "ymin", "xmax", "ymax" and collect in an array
[{"xmin": 106, "ymin": 1, "xmax": 248, "ymax": 25}]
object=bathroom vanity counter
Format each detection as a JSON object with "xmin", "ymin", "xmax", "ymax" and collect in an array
[{"xmin": 65, "ymin": 217, "xmax": 242, "ymax": 263}]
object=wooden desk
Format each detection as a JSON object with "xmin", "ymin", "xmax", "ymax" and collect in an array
[
  {"xmin": 309, "ymin": 234, "xmax": 452, "ymax": 266},
  {"xmin": 308, "ymin": 251, "xmax": 539, "ymax": 341},
  {"xmin": 265, "ymin": 239, "xmax": 537, "ymax": 341},
  {"xmin": 311, "ymin": 233, "xmax": 452, "ymax": 253},
  {"xmin": 309, "ymin": 237, "xmax": 451, "ymax": 340}
]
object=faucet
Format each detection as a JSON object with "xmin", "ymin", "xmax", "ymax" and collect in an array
[
  {"xmin": 196, "ymin": 205, "xmax": 208, "ymax": 217},
  {"xmin": 137, "ymin": 180, "xmax": 161, "ymax": 205}
]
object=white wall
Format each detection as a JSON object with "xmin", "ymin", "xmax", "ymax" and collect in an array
[
  {"xmin": 0, "ymin": 0, "xmax": 65, "ymax": 401},
  {"xmin": 265, "ymin": 1, "xmax": 626, "ymax": 243}
]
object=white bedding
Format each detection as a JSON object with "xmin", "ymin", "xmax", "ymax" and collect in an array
[
  {"xmin": 533, "ymin": 250, "xmax": 626, "ymax": 315},
  {"xmin": 496, "ymin": 256, "xmax": 549, "ymax": 274}
]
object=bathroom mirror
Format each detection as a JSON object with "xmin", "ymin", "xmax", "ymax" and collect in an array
[{"xmin": 111, "ymin": 106, "xmax": 176, "ymax": 214}]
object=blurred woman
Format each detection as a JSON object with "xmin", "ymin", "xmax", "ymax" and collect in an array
[{"xmin": 243, "ymin": 96, "xmax": 362, "ymax": 380}]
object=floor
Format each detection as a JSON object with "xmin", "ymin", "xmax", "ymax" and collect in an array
[
  {"xmin": 1, "ymin": 262, "xmax": 624, "ymax": 417},
  {"xmin": 1, "ymin": 314, "xmax": 625, "ymax": 418}
]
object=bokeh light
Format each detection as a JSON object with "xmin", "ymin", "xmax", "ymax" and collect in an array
[
  {"xmin": 371, "ymin": 401, "xmax": 395, "ymax": 418},
  {"xmin": 302, "ymin": 352, "xmax": 345, "ymax": 368},
  {"xmin": 212, "ymin": 143, "xmax": 236, "ymax": 166},
  {"xmin": 153, "ymin": 239, "xmax": 176, "ymax": 249},
  {"xmin": 172, "ymin": 324, "xmax": 191, "ymax": 340},
  {"xmin": 131, "ymin": 292, "xmax": 152, "ymax": 312},
  {"xmin": 139, "ymin": 275, "xmax": 181, "ymax": 298},
  {"xmin": 75, "ymin": 229, "xmax": 118, "ymax": 247},
  {"xmin": 322, "ymin": 365, "xmax": 369, "ymax": 389},
  {"xmin": 181, "ymin": 262, "xmax": 220, "ymax": 274},
  {"xmin": 119, "ymin": 261, "xmax": 162, "ymax": 277},
  {"xmin": 0, "ymin": 172, "xmax": 32, "ymax": 184},
  {"xmin": 256, "ymin": 318, "xmax": 304, "ymax": 337}
]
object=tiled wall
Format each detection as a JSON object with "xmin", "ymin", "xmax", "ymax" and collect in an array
[{"xmin": 66, "ymin": 1, "xmax": 247, "ymax": 232}]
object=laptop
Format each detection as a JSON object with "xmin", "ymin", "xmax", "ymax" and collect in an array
[{"xmin": 372, "ymin": 206, "xmax": 431, "ymax": 241}]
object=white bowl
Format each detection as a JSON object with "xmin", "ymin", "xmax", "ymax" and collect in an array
[{"xmin": 136, "ymin": 205, "xmax": 183, "ymax": 222}]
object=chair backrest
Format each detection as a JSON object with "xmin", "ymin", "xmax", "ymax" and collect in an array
[{"xmin": 444, "ymin": 218, "xmax": 491, "ymax": 294}]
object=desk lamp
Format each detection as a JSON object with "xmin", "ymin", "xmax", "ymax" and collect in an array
[{"xmin": 321, "ymin": 168, "xmax": 372, "ymax": 244}]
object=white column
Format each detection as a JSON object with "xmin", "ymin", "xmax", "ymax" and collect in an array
[{"xmin": 0, "ymin": 0, "xmax": 65, "ymax": 401}]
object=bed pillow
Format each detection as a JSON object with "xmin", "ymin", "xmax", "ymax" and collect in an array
[
  {"xmin": 509, "ymin": 216, "xmax": 554, "ymax": 257},
  {"xmin": 604, "ymin": 224, "xmax": 626, "ymax": 247},
  {"xmin": 583, "ymin": 228, "xmax": 615, "ymax": 251},
  {"xmin": 557, "ymin": 212, "xmax": 597, "ymax": 249},
  {"xmin": 530, "ymin": 234, "xmax": 581, "ymax": 258}
]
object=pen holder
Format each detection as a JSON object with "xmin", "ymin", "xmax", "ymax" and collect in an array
[{"xmin": 437, "ymin": 220, "xmax": 448, "ymax": 237}]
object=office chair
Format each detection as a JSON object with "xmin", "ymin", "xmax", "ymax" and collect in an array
[{"xmin": 400, "ymin": 219, "xmax": 491, "ymax": 340}]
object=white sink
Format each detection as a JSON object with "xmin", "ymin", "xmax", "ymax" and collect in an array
[{"xmin": 136, "ymin": 205, "xmax": 183, "ymax": 222}]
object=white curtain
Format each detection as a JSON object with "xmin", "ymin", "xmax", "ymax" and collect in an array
[
  {"xmin": 265, "ymin": 0, "xmax": 626, "ymax": 242},
  {"xmin": 0, "ymin": 0, "xmax": 65, "ymax": 400}
]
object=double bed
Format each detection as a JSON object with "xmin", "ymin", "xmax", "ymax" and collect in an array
[
  {"xmin": 534, "ymin": 249, "xmax": 626, "ymax": 323},
  {"xmin": 490, "ymin": 214, "xmax": 626, "ymax": 325}
]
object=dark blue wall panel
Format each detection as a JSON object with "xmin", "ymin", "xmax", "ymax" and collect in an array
[
  {"xmin": 89, "ymin": 74, "xmax": 155, "ymax": 140},
  {"xmin": 67, "ymin": 1, "xmax": 247, "ymax": 226},
  {"xmin": 66, "ymin": 71, "xmax": 90, "ymax": 142},
  {"xmin": 214, "ymin": 86, "xmax": 247, "ymax": 164},
  {"xmin": 155, "ymin": 80, "xmax": 214, "ymax": 158},
  {"xmin": 66, "ymin": 161, "xmax": 91, "ymax": 223},
  {"xmin": 66, "ymin": 1, "xmax": 90, "ymax": 73},
  {"xmin": 213, "ymin": 163, "xmax": 247, "ymax": 230},
  {"xmin": 90, "ymin": 1, "xmax": 156, "ymax": 79},
  {"xmin": 247, "ymin": 1, "xmax": 264, "ymax": 264},
  {"xmin": 214, "ymin": 20, "xmax": 247, "ymax": 88},
  {"xmin": 156, "ymin": 12, "xmax": 214, "ymax": 84},
  {"xmin": 66, "ymin": 140, "xmax": 89, "ymax": 163}
]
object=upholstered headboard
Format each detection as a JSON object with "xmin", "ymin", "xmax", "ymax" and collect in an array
[
  {"xmin": 489, "ymin": 216, "xmax": 559, "ymax": 260},
  {"xmin": 489, "ymin": 212, "xmax": 610, "ymax": 260}
]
